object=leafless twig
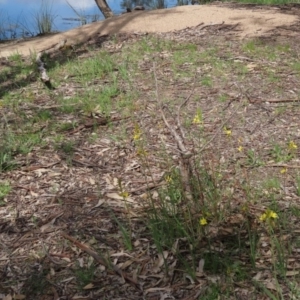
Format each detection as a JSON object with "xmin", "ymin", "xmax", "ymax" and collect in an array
[
  {"xmin": 153, "ymin": 62, "xmax": 195, "ymax": 199},
  {"xmin": 176, "ymin": 72, "xmax": 197, "ymax": 139},
  {"xmin": 61, "ymin": 232, "xmax": 140, "ymax": 289},
  {"xmin": 153, "ymin": 63, "xmax": 192, "ymax": 158}
]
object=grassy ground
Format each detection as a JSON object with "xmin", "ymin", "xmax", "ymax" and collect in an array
[{"xmin": 1, "ymin": 5, "xmax": 300, "ymax": 299}]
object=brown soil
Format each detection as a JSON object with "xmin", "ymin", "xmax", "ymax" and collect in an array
[{"xmin": 0, "ymin": 2, "xmax": 299, "ymax": 57}]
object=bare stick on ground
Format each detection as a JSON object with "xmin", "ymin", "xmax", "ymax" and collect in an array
[
  {"xmin": 35, "ymin": 39, "xmax": 67, "ymax": 89},
  {"xmin": 61, "ymin": 232, "xmax": 140, "ymax": 289}
]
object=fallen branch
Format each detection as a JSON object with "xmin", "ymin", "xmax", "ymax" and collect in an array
[
  {"xmin": 41, "ymin": 39, "xmax": 68, "ymax": 54},
  {"xmin": 265, "ymin": 163, "xmax": 300, "ymax": 169},
  {"xmin": 199, "ymin": 22, "xmax": 224, "ymax": 30},
  {"xmin": 61, "ymin": 232, "xmax": 140, "ymax": 289},
  {"xmin": 259, "ymin": 99, "xmax": 300, "ymax": 103},
  {"xmin": 36, "ymin": 39, "xmax": 67, "ymax": 89},
  {"xmin": 130, "ymin": 181, "xmax": 164, "ymax": 194},
  {"xmin": 36, "ymin": 52, "xmax": 51, "ymax": 87}
]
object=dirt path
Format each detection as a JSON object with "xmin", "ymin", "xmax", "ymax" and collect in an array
[{"xmin": 0, "ymin": 3, "xmax": 298, "ymax": 58}]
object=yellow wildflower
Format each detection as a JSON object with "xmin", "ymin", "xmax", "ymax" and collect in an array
[
  {"xmin": 288, "ymin": 141, "xmax": 297, "ymax": 151},
  {"xmin": 259, "ymin": 209, "xmax": 278, "ymax": 222},
  {"xmin": 269, "ymin": 211, "xmax": 278, "ymax": 219},
  {"xmin": 193, "ymin": 108, "xmax": 203, "ymax": 124},
  {"xmin": 137, "ymin": 149, "xmax": 147, "ymax": 156},
  {"xmin": 238, "ymin": 146, "xmax": 243, "ymax": 152},
  {"xmin": 119, "ymin": 191, "xmax": 129, "ymax": 199},
  {"xmin": 134, "ymin": 133, "xmax": 141, "ymax": 141},
  {"xmin": 241, "ymin": 204, "xmax": 248, "ymax": 212},
  {"xmin": 165, "ymin": 175, "xmax": 173, "ymax": 183},
  {"xmin": 259, "ymin": 213, "xmax": 267, "ymax": 222},
  {"xmin": 133, "ymin": 125, "xmax": 141, "ymax": 141},
  {"xmin": 199, "ymin": 218, "xmax": 208, "ymax": 226},
  {"xmin": 193, "ymin": 115, "xmax": 201, "ymax": 124},
  {"xmin": 223, "ymin": 127, "xmax": 232, "ymax": 136},
  {"xmin": 280, "ymin": 168, "xmax": 287, "ymax": 174}
]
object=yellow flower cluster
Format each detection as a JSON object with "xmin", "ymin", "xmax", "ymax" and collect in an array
[
  {"xmin": 192, "ymin": 108, "xmax": 203, "ymax": 124},
  {"xmin": 259, "ymin": 209, "xmax": 278, "ymax": 222},
  {"xmin": 165, "ymin": 175, "xmax": 173, "ymax": 184},
  {"xmin": 199, "ymin": 217, "xmax": 208, "ymax": 226},
  {"xmin": 137, "ymin": 149, "xmax": 147, "ymax": 157},
  {"xmin": 288, "ymin": 141, "xmax": 297, "ymax": 151},
  {"xmin": 193, "ymin": 115, "xmax": 202, "ymax": 124},
  {"xmin": 280, "ymin": 168, "xmax": 287, "ymax": 174},
  {"xmin": 133, "ymin": 125, "xmax": 142, "ymax": 141},
  {"xmin": 223, "ymin": 127, "xmax": 232, "ymax": 136}
]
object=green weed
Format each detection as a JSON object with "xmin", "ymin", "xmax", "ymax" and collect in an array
[
  {"xmin": 23, "ymin": 269, "xmax": 50, "ymax": 297},
  {"xmin": 245, "ymin": 149, "xmax": 263, "ymax": 167},
  {"xmin": 201, "ymin": 76, "xmax": 213, "ymax": 87},
  {"xmin": 112, "ymin": 214, "xmax": 133, "ymax": 251},
  {"xmin": 32, "ymin": 0, "xmax": 57, "ymax": 35},
  {"xmin": 75, "ymin": 264, "xmax": 96, "ymax": 290},
  {"xmin": 0, "ymin": 181, "xmax": 11, "ymax": 205},
  {"xmin": 57, "ymin": 140, "xmax": 75, "ymax": 156}
]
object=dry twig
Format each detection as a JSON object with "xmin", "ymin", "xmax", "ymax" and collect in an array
[
  {"xmin": 153, "ymin": 62, "xmax": 196, "ymax": 199},
  {"xmin": 176, "ymin": 72, "xmax": 197, "ymax": 139},
  {"xmin": 153, "ymin": 63, "xmax": 192, "ymax": 159},
  {"xmin": 35, "ymin": 39, "xmax": 67, "ymax": 89},
  {"xmin": 61, "ymin": 232, "xmax": 140, "ymax": 289}
]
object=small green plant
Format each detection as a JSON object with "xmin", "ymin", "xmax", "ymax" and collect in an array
[
  {"xmin": 245, "ymin": 149, "xmax": 263, "ymax": 167},
  {"xmin": 0, "ymin": 182, "xmax": 11, "ymax": 205},
  {"xmin": 248, "ymin": 224, "xmax": 259, "ymax": 267},
  {"xmin": 263, "ymin": 177, "xmax": 281, "ymax": 191},
  {"xmin": 34, "ymin": 109, "xmax": 53, "ymax": 122},
  {"xmin": 292, "ymin": 61, "xmax": 300, "ymax": 72},
  {"xmin": 23, "ymin": 269, "xmax": 50, "ymax": 297},
  {"xmin": 201, "ymin": 76, "xmax": 213, "ymax": 87},
  {"xmin": 198, "ymin": 283, "xmax": 225, "ymax": 300},
  {"xmin": 272, "ymin": 236, "xmax": 287, "ymax": 278},
  {"xmin": 288, "ymin": 281, "xmax": 300, "ymax": 299},
  {"xmin": 114, "ymin": 180, "xmax": 135, "ymax": 251},
  {"xmin": 0, "ymin": 130, "xmax": 42, "ymax": 172},
  {"xmin": 218, "ymin": 94, "xmax": 229, "ymax": 102},
  {"xmin": 145, "ymin": 165, "xmax": 224, "ymax": 279},
  {"xmin": 270, "ymin": 144, "xmax": 287, "ymax": 163},
  {"xmin": 112, "ymin": 211, "xmax": 133, "ymax": 251},
  {"xmin": 0, "ymin": 151, "xmax": 15, "ymax": 173},
  {"xmin": 75, "ymin": 264, "xmax": 96, "ymax": 290},
  {"xmin": 8, "ymin": 53, "xmax": 22, "ymax": 63},
  {"xmin": 32, "ymin": 0, "xmax": 56, "ymax": 35},
  {"xmin": 59, "ymin": 122, "xmax": 77, "ymax": 132},
  {"xmin": 59, "ymin": 141, "xmax": 75, "ymax": 155}
]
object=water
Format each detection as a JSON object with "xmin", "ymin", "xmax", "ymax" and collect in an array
[{"xmin": 0, "ymin": 0, "xmax": 181, "ymax": 39}]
